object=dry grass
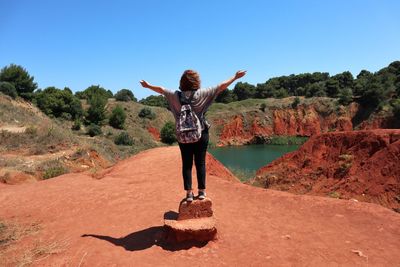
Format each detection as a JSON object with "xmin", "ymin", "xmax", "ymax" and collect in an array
[
  {"xmin": 0, "ymin": 220, "xmax": 41, "ymax": 249},
  {"xmin": 0, "ymin": 219, "xmax": 68, "ymax": 266},
  {"xmin": 15, "ymin": 239, "xmax": 69, "ymax": 267}
]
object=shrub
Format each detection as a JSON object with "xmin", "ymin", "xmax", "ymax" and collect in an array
[
  {"xmin": 114, "ymin": 131, "xmax": 134, "ymax": 146},
  {"xmin": 24, "ymin": 126, "xmax": 37, "ymax": 135},
  {"xmin": 160, "ymin": 121, "xmax": 176, "ymax": 144},
  {"xmin": 0, "ymin": 81, "xmax": 17, "ymax": 98},
  {"xmin": 259, "ymin": 103, "xmax": 267, "ymax": 112},
  {"xmin": 40, "ymin": 159, "xmax": 68, "ymax": 179},
  {"xmin": 392, "ymin": 99, "xmax": 400, "ymax": 120},
  {"xmin": 35, "ymin": 87, "xmax": 83, "ymax": 119},
  {"xmin": 138, "ymin": 107, "xmax": 156, "ymax": 119},
  {"xmin": 291, "ymin": 97, "xmax": 300, "ymax": 108},
  {"xmin": 0, "ymin": 64, "xmax": 37, "ymax": 100},
  {"xmin": 86, "ymin": 95, "xmax": 107, "ymax": 125},
  {"xmin": 109, "ymin": 105, "xmax": 126, "ymax": 129},
  {"xmin": 71, "ymin": 119, "xmax": 81, "ymax": 131},
  {"xmin": 115, "ymin": 89, "xmax": 137, "ymax": 102},
  {"xmin": 43, "ymin": 166, "xmax": 67, "ymax": 179},
  {"xmin": 87, "ymin": 123, "xmax": 102, "ymax": 137},
  {"xmin": 328, "ymin": 191, "xmax": 341, "ymax": 199}
]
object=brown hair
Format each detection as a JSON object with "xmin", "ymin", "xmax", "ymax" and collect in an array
[{"xmin": 179, "ymin": 70, "xmax": 201, "ymax": 91}]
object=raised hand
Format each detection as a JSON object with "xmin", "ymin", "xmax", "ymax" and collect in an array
[
  {"xmin": 235, "ymin": 70, "xmax": 247, "ymax": 80},
  {"xmin": 140, "ymin": 80, "xmax": 150, "ymax": 88}
]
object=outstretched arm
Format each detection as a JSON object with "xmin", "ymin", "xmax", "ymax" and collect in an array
[
  {"xmin": 218, "ymin": 70, "xmax": 247, "ymax": 92},
  {"xmin": 139, "ymin": 80, "xmax": 165, "ymax": 95}
]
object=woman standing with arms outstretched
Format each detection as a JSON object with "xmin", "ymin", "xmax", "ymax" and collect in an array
[{"xmin": 140, "ymin": 70, "xmax": 246, "ymax": 201}]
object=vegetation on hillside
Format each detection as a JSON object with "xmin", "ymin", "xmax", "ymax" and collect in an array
[
  {"xmin": 34, "ymin": 87, "xmax": 83, "ymax": 120},
  {"xmin": 139, "ymin": 95, "xmax": 168, "ymax": 108},
  {"xmin": 114, "ymin": 89, "xmax": 137, "ymax": 102},
  {"xmin": 160, "ymin": 121, "xmax": 176, "ymax": 144},
  {"xmin": 109, "ymin": 105, "xmax": 126, "ymax": 129},
  {"xmin": 75, "ymin": 85, "xmax": 113, "ymax": 100},
  {"xmin": 213, "ymin": 61, "xmax": 400, "ymax": 116},
  {"xmin": 0, "ymin": 64, "xmax": 37, "ymax": 100}
]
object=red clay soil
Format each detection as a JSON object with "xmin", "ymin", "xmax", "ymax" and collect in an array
[
  {"xmin": 251, "ymin": 129, "xmax": 400, "ymax": 211},
  {"xmin": 1, "ymin": 146, "xmax": 400, "ymax": 266},
  {"xmin": 147, "ymin": 126, "xmax": 161, "ymax": 141}
]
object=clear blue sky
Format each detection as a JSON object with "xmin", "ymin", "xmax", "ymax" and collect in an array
[{"xmin": 1, "ymin": 0, "xmax": 399, "ymax": 100}]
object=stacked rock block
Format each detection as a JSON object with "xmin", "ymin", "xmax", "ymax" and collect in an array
[{"xmin": 164, "ymin": 198, "xmax": 217, "ymax": 243}]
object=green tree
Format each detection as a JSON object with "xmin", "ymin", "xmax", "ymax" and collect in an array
[
  {"xmin": 86, "ymin": 95, "xmax": 107, "ymax": 125},
  {"xmin": 255, "ymin": 83, "xmax": 274, "ymax": 98},
  {"xmin": 354, "ymin": 70, "xmax": 373, "ymax": 96},
  {"xmin": 305, "ymin": 82, "xmax": 326, "ymax": 97},
  {"xmin": 273, "ymin": 88, "xmax": 288, "ymax": 98},
  {"xmin": 333, "ymin": 71, "xmax": 354, "ymax": 89},
  {"xmin": 215, "ymin": 89, "xmax": 237, "ymax": 103},
  {"xmin": 233, "ymin": 82, "xmax": 256, "ymax": 101},
  {"xmin": 0, "ymin": 81, "xmax": 17, "ymax": 98},
  {"xmin": 0, "ymin": 64, "xmax": 37, "ymax": 100},
  {"xmin": 325, "ymin": 79, "xmax": 340, "ymax": 97},
  {"xmin": 358, "ymin": 76, "xmax": 386, "ymax": 107},
  {"xmin": 115, "ymin": 89, "xmax": 137, "ymax": 102},
  {"xmin": 75, "ymin": 85, "xmax": 111, "ymax": 100},
  {"xmin": 109, "ymin": 105, "xmax": 126, "ymax": 129},
  {"xmin": 337, "ymin": 88, "xmax": 353, "ymax": 106},
  {"xmin": 35, "ymin": 87, "xmax": 83, "ymax": 119},
  {"xmin": 160, "ymin": 121, "xmax": 176, "ymax": 144},
  {"xmin": 139, "ymin": 95, "xmax": 168, "ymax": 108}
]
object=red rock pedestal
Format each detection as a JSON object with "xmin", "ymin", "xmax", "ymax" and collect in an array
[{"xmin": 164, "ymin": 198, "xmax": 217, "ymax": 243}]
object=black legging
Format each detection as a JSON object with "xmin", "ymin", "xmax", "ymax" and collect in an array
[{"xmin": 178, "ymin": 129, "xmax": 209, "ymax": 190}]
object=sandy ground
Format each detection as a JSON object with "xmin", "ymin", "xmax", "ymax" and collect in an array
[{"xmin": 0, "ymin": 146, "xmax": 399, "ymax": 266}]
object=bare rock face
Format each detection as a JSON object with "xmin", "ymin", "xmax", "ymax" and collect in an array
[{"xmin": 164, "ymin": 198, "xmax": 217, "ymax": 243}]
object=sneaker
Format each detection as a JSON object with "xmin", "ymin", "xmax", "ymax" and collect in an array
[
  {"xmin": 186, "ymin": 192, "xmax": 194, "ymax": 202},
  {"xmin": 198, "ymin": 190, "xmax": 206, "ymax": 200}
]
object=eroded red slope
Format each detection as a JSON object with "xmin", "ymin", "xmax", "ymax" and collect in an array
[
  {"xmin": 0, "ymin": 146, "xmax": 399, "ymax": 266},
  {"xmin": 252, "ymin": 129, "xmax": 400, "ymax": 210}
]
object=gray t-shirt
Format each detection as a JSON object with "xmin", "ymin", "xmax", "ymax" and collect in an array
[{"xmin": 163, "ymin": 86, "xmax": 220, "ymax": 130}]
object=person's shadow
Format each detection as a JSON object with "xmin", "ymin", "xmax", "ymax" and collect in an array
[{"xmin": 81, "ymin": 211, "xmax": 209, "ymax": 252}]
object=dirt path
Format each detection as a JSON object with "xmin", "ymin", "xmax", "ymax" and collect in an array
[{"xmin": 1, "ymin": 146, "xmax": 399, "ymax": 266}]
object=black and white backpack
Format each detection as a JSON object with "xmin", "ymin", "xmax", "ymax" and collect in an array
[{"xmin": 176, "ymin": 91, "xmax": 202, "ymax": 143}]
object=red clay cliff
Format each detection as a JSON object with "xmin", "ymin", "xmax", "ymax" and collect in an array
[{"xmin": 250, "ymin": 129, "xmax": 400, "ymax": 211}]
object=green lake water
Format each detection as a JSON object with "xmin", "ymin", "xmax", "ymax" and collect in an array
[{"xmin": 208, "ymin": 144, "xmax": 300, "ymax": 181}]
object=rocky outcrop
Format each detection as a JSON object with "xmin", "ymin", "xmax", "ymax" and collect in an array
[
  {"xmin": 164, "ymin": 198, "xmax": 217, "ymax": 243},
  {"xmin": 249, "ymin": 129, "xmax": 400, "ymax": 211}
]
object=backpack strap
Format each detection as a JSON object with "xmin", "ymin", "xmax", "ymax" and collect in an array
[{"xmin": 178, "ymin": 91, "xmax": 196, "ymax": 105}]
